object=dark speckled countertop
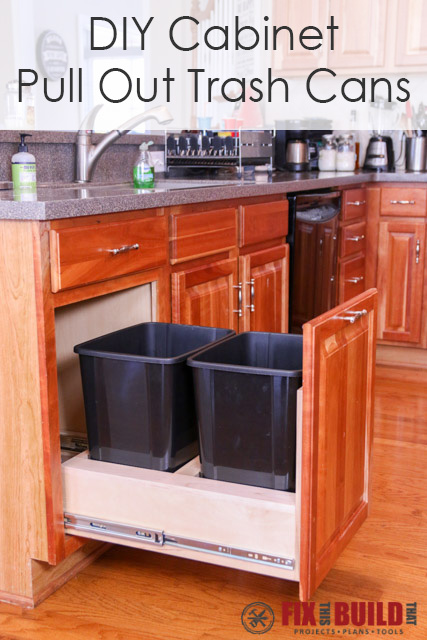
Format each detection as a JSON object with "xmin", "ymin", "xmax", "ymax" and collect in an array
[{"xmin": 1, "ymin": 171, "xmax": 426, "ymax": 221}]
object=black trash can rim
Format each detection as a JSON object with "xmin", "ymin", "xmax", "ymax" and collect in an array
[
  {"xmin": 188, "ymin": 331, "xmax": 303, "ymax": 378},
  {"xmin": 74, "ymin": 322, "xmax": 235, "ymax": 365}
]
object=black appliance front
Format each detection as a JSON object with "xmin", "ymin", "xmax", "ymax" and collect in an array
[{"xmin": 287, "ymin": 191, "xmax": 341, "ymax": 333}]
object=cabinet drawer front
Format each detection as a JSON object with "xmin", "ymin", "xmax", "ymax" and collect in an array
[
  {"xmin": 339, "ymin": 255, "xmax": 366, "ymax": 303},
  {"xmin": 50, "ymin": 216, "xmax": 168, "ymax": 293},
  {"xmin": 381, "ymin": 188, "xmax": 427, "ymax": 217},
  {"xmin": 342, "ymin": 189, "xmax": 367, "ymax": 222},
  {"xmin": 340, "ymin": 222, "xmax": 367, "ymax": 258},
  {"xmin": 170, "ymin": 208, "xmax": 237, "ymax": 264},
  {"xmin": 240, "ymin": 200, "xmax": 289, "ymax": 248}
]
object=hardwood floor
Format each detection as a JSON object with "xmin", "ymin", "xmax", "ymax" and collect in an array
[{"xmin": 0, "ymin": 365, "xmax": 426, "ymax": 639}]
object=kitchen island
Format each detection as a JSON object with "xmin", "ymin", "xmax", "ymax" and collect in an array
[{"xmin": 0, "ymin": 170, "xmax": 425, "ymax": 607}]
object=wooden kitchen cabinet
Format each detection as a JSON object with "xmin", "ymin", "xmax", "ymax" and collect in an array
[
  {"xmin": 395, "ymin": 0, "xmax": 427, "ymax": 67},
  {"xmin": 272, "ymin": 0, "xmax": 328, "ymax": 73},
  {"xmin": 62, "ymin": 289, "xmax": 377, "ymax": 602},
  {"xmin": 239, "ymin": 244, "xmax": 289, "ymax": 333},
  {"xmin": 172, "ymin": 258, "xmax": 239, "ymax": 331},
  {"xmin": 377, "ymin": 220, "xmax": 426, "ymax": 344},
  {"xmin": 328, "ymin": 0, "xmax": 388, "ymax": 69},
  {"xmin": 338, "ymin": 188, "xmax": 367, "ymax": 305}
]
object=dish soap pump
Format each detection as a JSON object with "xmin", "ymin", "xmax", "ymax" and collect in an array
[
  {"xmin": 12, "ymin": 134, "xmax": 37, "ymax": 194},
  {"xmin": 133, "ymin": 141, "xmax": 155, "ymax": 189}
]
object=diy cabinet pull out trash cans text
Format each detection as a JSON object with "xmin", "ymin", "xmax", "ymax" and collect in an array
[
  {"xmin": 75, "ymin": 323, "xmax": 235, "ymax": 471},
  {"xmin": 188, "ymin": 332, "xmax": 303, "ymax": 491}
]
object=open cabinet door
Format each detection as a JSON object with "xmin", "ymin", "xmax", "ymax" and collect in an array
[{"xmin": 299, "ymin": 289, "xmax": 377, "ymax": 601}]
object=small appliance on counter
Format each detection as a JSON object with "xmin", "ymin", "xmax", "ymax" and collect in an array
[
  {"xmin": 285, "ymin": 137, "xmax": 310, "ymax": 172},
  {"xmin": 165, "ymin": 130, "xmax": 274, "ymax": 177},
  {"xmin": 363, "ymin": 134, "xmax": 395, "ymax": 172},
  {"xmin": 275, "ymin": 120, "xmax": 333, "ymax": 172}
]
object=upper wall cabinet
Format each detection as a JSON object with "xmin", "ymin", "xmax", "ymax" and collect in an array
[
  {"xmin": 328, "ymin": 0, "xmax": 388, "ymax": 69},
  {"xmin": 395, "ymin": 0, "xmax": 427, "ymax": 67},
  {"xmin": 273, "ymin": 0, "xmax": 328, "ymax": 73}
]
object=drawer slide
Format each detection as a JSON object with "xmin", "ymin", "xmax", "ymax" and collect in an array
[{"xmin": 64, "ymin": 513, "xmax": 295, "ymax": 571}]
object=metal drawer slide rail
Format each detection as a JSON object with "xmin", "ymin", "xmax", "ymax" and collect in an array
[{"xmin": 64, "ymin": 513, "xmax": 294, "ymax": 571}]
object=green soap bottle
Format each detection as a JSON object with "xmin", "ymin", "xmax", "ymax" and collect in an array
[
  {"xmin": 133, "ymin": 141, "xmax": 155, "ymax": 189},
  {"xmin": 12, "ymin": 133, "xmax": 37, "ymax": 194}
]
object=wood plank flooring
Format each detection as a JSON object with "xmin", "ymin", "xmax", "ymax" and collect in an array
[{"xmin": 0, "ymin": 365, "xmax": 426, "ymax": 639}]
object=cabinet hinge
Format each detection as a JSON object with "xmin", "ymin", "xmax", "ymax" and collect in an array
[{"xmin": 64, "ymin": 513, "xmax": 295, "ymax": 571}]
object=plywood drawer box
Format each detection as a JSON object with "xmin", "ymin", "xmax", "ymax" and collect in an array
[
  {"xmin": 62, "ymin": 291, "xmax": 376, "ymax": 601},
  {"xmin": 380, "ymin": 188, "xmax": 427, "ymax": 217},
  {"xmin": 339, "ymin": 254, "xmax": 366, "ymax": 303},
  {"xmin": 341, "ymin": 189, "xmax": 367, "ymax": 222},
  {"xmin": 50, "ymin": 216, "xmax": 168, "ymax": 292},
  {"xmin": 170, "ymin": 208, "xmax": 237, "ymax": 265},
  {"xmin": 239, "ymin": 200, "xmax": 289, "ymax": 248},
  {"xmin": 340, "ymin": 221, "xmax": 367, "ymax": 258}
]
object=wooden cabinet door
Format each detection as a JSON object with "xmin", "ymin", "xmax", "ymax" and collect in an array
[
  {"xmin": 300, "ymin": 289, "xmax": 377, "ymax": 601},
  {"xmin": 272, "ymin": 0, "xmax": 328, "ymax": 73},
  {"xmin": 395, "ymin": 0, "xmax": 427, "ymax": 67},
  {"xmin": 314, "ymin": 217, "xmax": 338, "ymax": 317},
  {"xmin": 239, "ymin": 245, "xmax": 289, "ymax": 333},
  {"xmin": 328, "ymin": 0, "xmax": 387, "ymax": 68},
  {"xmin": 172, "ymin": 258, "xmax": 239, "ymax": 331},
  {"xmin": 377, "ymin": 221, "xmax": 426, "ymax": 344}
]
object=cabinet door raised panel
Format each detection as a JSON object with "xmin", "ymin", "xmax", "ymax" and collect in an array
[
  {"xmin": 240, "ymin": 245, "xmax": 289, "ymax": 333},
  {"xmin": 395, "ymin": 0, "xmax": 427, "ymax": 66},
  {"xmin": 328, "ymin": 0, "xmax": 387, "ymax": 68},
  {"xmin": 300, "ymin": 289, "xmax": 377, "ymax": 600},
  {"xmin": 272, "ymin": 0, "xmax": 328, "ymax": 73},
  {"xmin": 172, "ymin": 258, "xmax": 239, "ymax": 331},
  {"xmin": 377, "ymin": 221, "xmax": 426, "ymax": 343}
]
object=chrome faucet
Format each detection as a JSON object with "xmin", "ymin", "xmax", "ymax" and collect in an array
[{"xmin": 75, "ymin": 105, "xmax": 173, "ymax": 183}]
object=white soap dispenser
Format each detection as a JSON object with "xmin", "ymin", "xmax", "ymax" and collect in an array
[{"xmin": 12, "ymin": 134, "xmax": 37, "ymax": 194}]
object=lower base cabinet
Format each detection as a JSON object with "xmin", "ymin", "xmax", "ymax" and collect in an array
[
  {"xmin": 62, "ymin": 290, "xmax": 377, "ymax": 601},
  {"xmin": 377, "ymin": 220, "xmax": 426, "ymax": 344}
]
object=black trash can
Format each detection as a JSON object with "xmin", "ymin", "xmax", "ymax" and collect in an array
[
  {"xmin": 74, "ymin": 323, "xmax": 235, "ymax": 471},
  {"xmin": 188, "ymin": 332, "xmax": 303, "ymax": 491}
]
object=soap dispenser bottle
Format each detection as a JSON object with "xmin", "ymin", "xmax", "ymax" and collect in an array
[
  {"xmin": 133, "ymin": 141, "xmax": 155, "ymax": 189},
  {"xmin": 12, "ymin": 134, "xmax": 37, "ymax": 193}
]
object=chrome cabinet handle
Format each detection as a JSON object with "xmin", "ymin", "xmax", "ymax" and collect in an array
[
  {"xmin": 335, "ymin": 309, "xmax": 368, "ymax": 324},
  {"xmin": 416, "ymin": 240, "xmax": 421, "ymax": 265},
  {"xmin": 345, "ymin": 276, "xmax": 364, "ymax": 284},
  {"xmin": 246, "ymin": 279, "xmax": 255, "ymax": 313},
  {"xmin": 348, "ymin": 201, "xmax": 366, "ymax": 206},
  {"xmin": 348, "ymin": 235, "xmax": 365, "ymax": 242},
  {"xmin": 108, "ymin": 243, "xmax": 140, "ymax": 256},
  {"xmin": 390, "ymin": 200, "xmax": 415, "ymax": 205},
  {"xmin": 233, "ymin": 283, "xmax": 243, "ymax": 317}
]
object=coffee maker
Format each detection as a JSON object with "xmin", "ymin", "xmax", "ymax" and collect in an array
[
  {"xmin": 275, "ymin": 120, "xmax": 333, "ymax": 172},
  {"xmin": 364, "ymin": 135, "xmax": 395, "ymax": 172}
]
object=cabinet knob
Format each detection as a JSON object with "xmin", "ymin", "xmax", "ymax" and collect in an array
[
  {"xmin": 349, "ymin": 235, "xmax": 365, "ymax": 242},
  {"xmin": 390, "ymin": 200, "xmax": 415, "ymax": 206},
  {"xmin": 416, "ymin": 240, "xmax": 421, "ymax": 265},
  {"xmin": 347, "ymin": 201, "xmax": 366, "ymax": 206}
]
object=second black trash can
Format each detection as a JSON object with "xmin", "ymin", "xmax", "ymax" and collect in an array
[
  {"xmin": 188, "ymin": 332, "xmax": 303, "ymax": 492},
  {"xmin": 74, "ymin": 323, "xmax": 235, "ymax": 472}
]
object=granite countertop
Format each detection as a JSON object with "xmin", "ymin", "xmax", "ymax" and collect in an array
[{"xmin": 1, "ymin": 171, "xmax": 427, "ymax": 221}]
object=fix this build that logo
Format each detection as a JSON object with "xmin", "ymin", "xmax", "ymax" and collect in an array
[{"xmin": 283, "ymin": 601, "xmax": 417, "ymax": 635}]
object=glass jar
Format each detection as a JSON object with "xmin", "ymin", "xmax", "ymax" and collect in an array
[
  {"xmin": 336, "ymin": 134, "xmax": 357, "ymax": 172},
  {"xmin": 318, "ymin": 135, "xmax": 337, "ymax": 171}
]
